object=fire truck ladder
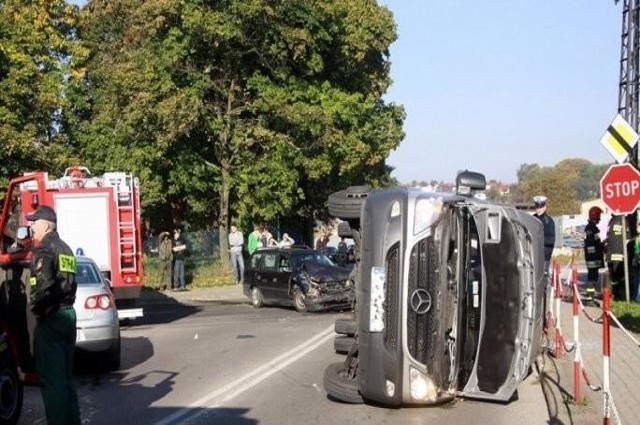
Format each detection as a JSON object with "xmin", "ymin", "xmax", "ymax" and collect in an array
[{"xmin": 104, "ymin": 172, "xmax": 138, "ymax": 274}]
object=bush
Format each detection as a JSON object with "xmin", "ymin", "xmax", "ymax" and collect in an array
[{"xmin": 143, "ymin": 256, "xmax": 235, "ymax": 290}]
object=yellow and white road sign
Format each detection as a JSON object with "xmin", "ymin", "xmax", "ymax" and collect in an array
[{"xmin": 600, "ymin": 114, "xmax": 639, "ymax": 164}]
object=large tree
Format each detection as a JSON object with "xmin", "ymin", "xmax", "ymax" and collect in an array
[
  {"xmin": 71, "ymin": 0, "xmax": 404, "ymax": 257},
  {"xmin": 0, "ymin": 0, "xmax": 80, "ymax": 186}
]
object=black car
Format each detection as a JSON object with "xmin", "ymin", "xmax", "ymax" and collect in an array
[{"xmin": 243, "ymin": 247, "xmax": 353, "ymax": 312}]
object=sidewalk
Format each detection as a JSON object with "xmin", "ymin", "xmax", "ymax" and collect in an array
[
  {"xmin": 140, "ymin": 283, "xmax": 247, "ymax": 305},
  {"xmin": 546, "ymin": 265, "xmax": 640, "ymax": 425}
]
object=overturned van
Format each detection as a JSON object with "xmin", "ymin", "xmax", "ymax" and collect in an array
[{"xmin": 324, "ymin": 171, "xmax": 546, "ymax": 406}]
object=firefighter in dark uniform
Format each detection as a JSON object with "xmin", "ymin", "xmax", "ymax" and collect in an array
[
  {"xmin": 533, "ymin": 195, "xmax": 555, "ymax": 276},
  {"xmin": 583, "ymin": 206, "xmax": 604, "ymax": 302},
  {"xmin": 606, "ymin": 214, "xmax": 629, "ymax": 300},
  {"xmin": 27, "ymin": 205, "xmax": 81, "ymax": 425}
]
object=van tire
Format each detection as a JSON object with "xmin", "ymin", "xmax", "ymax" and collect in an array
[
  {"xmin": 334, "ymin": 336, "xmax": 355, "ymax": 354},
  {"xmin": 334, "ymin": 318, "xmax": 356, "ymax": 336},
  {"xmin": 324, "ymin": 362, "xmax": 363, "ymax": 404},
  {"xmin": 328, "ymin": 186, "xmax": 370, "ymax": 220}
]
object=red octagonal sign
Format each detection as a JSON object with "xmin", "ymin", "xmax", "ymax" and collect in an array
[{"xmin": 600, "ymin": 163, "xmax": 640, "ymax": 215}]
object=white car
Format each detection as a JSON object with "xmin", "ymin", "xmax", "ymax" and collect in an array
[{"xmin": 74, "ymin": 256, "xmax": 121, "ymax": 370}]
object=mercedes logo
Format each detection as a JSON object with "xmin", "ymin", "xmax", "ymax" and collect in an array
[{"xmin": 410, "ymin": 289, "xmax": 432, "ymax": 315}]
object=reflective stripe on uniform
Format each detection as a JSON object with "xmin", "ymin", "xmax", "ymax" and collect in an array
[
  {"xmin": 611, "ymin": 254, "xmax": 624, "ymax": 261},
  {"xmin": 586, "ymin": 261, "xmax": 602, "ymax": 268},
  {"xmin": 30, "ymin": 277, "xmax": 36, "ymax": 286}
]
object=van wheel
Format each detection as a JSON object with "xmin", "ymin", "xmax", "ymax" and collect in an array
[
  {"xmin": 293, "ymin": 289, "xmax": 307, "ymax": 312},
  {"xmin": 323, "ymin": 362, "xmax": 363, "ymax": 404},
  {"xmin": 251, "ymin": 287, "xmax": 264, "ymax": 308},
  {"xmin": 328, "ymin": 186, "xmax": 370, "ymax": 221},
  {"xmin": 0, "ymin": 356, "xmax": 23, "ymax": 425},
  {"xmin": 334, "ymin": 336, "xmax": 355, "ymax": 354},
  {"xmin": 334, "ymin": 318, "xmax": 356, "ymax": 336}
]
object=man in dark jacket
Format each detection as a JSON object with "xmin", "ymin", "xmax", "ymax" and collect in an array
[
  {"xmin": 28, "ymin": 205, "xmax": 81, "ymax": 425},
  {"xmin": 583, "ymin": 206, "xmax": 604, "ymax": 302},
  {"xmin": 533, "ymin": 196, "xmax": 555, "ymax": 276}
]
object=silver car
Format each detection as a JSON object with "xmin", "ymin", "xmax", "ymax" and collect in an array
[{"xmin": 74, "ymin": 256, "xmax": 121, "ymax": 370}]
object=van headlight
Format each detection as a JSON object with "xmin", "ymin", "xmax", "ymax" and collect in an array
[
  {"xmin": 414, "ymin": 198, "xmax": 443, "ymax": 235},
  {"xmin": 410, "ymin": 367, "xmax": 437, "ymax": 402},
  {"xmin": 369, "ymin": 267, "xmax": 386, "ymax": 332}
]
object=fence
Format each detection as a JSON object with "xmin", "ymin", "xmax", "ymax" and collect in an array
[{"xmin": 546, "ymin": 257, "xmax": 640, "ymax": 425}]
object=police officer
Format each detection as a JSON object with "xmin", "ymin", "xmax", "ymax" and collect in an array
[
  {"xmin": 533, "ymin": 195, "xmax": 555, "ymax": 276},
  {"xmin": 583, "ymin": 206, "xmax": 604, "ymax": 302},
  {"xmin": 28, "ymin": 205, "xmax": 81, "ymax": 425}
]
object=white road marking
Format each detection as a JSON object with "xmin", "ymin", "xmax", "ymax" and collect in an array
[{"xmin": 154, "ymin": 324, "xmax": 335, "ymax": 425}]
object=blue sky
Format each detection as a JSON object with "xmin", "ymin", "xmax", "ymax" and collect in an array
[
  {"xmin": 381, "ymin": 0, "xmax": 621, "ymax": 183},
  {"xmin": 69, "ymin": 1, "xmax": 621, "ymax": 184}
]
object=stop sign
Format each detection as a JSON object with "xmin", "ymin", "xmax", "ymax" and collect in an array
[{"xmin": 600, "ymin": 163, "xmax": 640, "ymax": 214}]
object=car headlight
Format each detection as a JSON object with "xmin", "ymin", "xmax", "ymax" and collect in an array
[
  {"xmin": 369, "ymin": 267, "xmax": 386, "ymax": 332},
  {"xmin": 410, "ymin": 367, "xmax": 437, "ymax": 402},
  {"xmin": 414, "ymin": 197, "xmax": 443, "ymax": 235}
]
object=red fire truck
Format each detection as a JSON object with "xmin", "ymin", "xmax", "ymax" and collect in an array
[
  {"xmin": 0, "ymin": 166, "xmax": 145, "ymax": 424},
  {"xmin": 17, "ymin": 166, "xmax": 145, "ymax": 318}
]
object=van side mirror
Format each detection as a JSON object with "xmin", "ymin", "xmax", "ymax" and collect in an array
[{"xmin": 16, "ymin": 226, "xmax": 31, "ymax": 241}]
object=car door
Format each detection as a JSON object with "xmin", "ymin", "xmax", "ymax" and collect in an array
[
  {"xmin": 244, "ymin": 252, "xmax": 264, "ymax": 289},
  {"xmin": 258, "ymin": 252, "xmax": 279, "ymax": 301},
  {"xmin": 274, "ymin": 252, "xmax": 294, "ymax": 302}
]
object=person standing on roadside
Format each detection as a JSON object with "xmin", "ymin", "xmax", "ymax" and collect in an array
[
  {"xmin": 158, "ymin": 231, "xmax": 173, "ymax": 291},
  {"xmin": 583, "ymin": 206, "xmax": 604, "ymax": 302},
  {"xmin": 229, "ymin": 225, "xmax": 245, "ymax": 284},
  {"xmin": 606, "ymin": 214, "xmax": 628, "ymax": 300},
  {"xmin": 533, "ymin": 195, "xmax": 555, "ymax": 276},
  {"xmin": 247, "ymin": 225, "xmax": 261, "ymax": 255},
  {"xmin": 172, "ymin": 229, "xmax": 187, "ymax": 291},
  {"xmin": 27, "ymin": 205, "xmax": 81, "ymax": 425}
]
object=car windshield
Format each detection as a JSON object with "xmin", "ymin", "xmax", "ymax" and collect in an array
[
  {"xmin": 75, "ymin": 261, "xmax": 102, "ymax": 285},
  {"xmin": 291, "ymin": 251, "xmax": 334, "ymax": 269}
]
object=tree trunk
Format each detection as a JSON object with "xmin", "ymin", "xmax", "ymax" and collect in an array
[{"xmin": 219, "ymin": 165, "xmax": 231, "ymax": 267}]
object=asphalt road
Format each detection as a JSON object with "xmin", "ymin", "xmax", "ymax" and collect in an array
[{"xmin": 19, "ymin": 299, "xmax": 550, "ymax": 425}]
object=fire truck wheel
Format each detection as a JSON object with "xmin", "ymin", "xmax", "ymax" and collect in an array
[
  {"xmin": 251, "ymin": 287, "xmax": 264, "ymax": 308},
  {"xmin": 334, "ymin": 318, "xmax": 356, "ymax": 336},
  {"xmin": 328, "ymin": 186, "xmax": 370, "ymax": 221},
  {"xmin": 293, "ymin": 289, "xmax": 307, "ymax": 313},
  {"xmin": 323, "ymin": 362, "xmax": 363, "ymax": 404},
  {"xmin": 0, "ymin": 354, "xmax": 23, "ymax": 425},
  {"xmin": 333, "ymin": 336, "xmax": 355, "ymax": 354}
]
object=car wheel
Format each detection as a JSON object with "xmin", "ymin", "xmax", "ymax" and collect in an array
[
  {"xmin": 0, "ymin": 354, "xmax": 23, "ymax": 425},
  {"xmin": 334, "ymin": 318, "xmax": 356, "ymax": 336},
  {"xmin": 328, "ymin": 186, "xmax": 370, "ymax": 221},
  {"xmin": 323, "ymin": 362, "xmax": 363, "ymax": 404},
  {"xmin": 334, "ymin": 336, "xmax": 355, "ymax": 354},
  {"xmin": 293, "ymin": 288, "xmax": 307, "ymax": 313},
  {"xmin": 105, "ymin": 333, "xmax": 121, "ymax": 371},
  {"xmin": 251, "ymin": 287, "xmax": 264, "ymax": 308}
]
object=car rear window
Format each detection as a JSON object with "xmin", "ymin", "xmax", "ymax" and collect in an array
[{"xmin": 76, "ymin": 263, "xmax": 101, "ymax": 284}]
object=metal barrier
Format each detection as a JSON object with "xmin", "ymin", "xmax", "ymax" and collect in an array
[{"xmin": 545, "ymin": 258, "xmax": 640, "ymax": 425}]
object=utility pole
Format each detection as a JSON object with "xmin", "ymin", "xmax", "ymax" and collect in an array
[{"xmin": 616, "ymin": 0, "xmax": 640, "ymax": 301}]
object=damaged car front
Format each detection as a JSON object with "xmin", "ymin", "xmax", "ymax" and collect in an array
[{"xmin": 293, "ymin": 255, "xmax": 354, "ymax": 312}]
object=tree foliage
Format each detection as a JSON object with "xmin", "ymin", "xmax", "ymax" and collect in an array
[
  {"xmin": 68, "ymin": 0, "xmax": 404, "ymax": 254},
  {"xmin": 0, "ymin": 0, "xmax": 80, "ymax": 185}
]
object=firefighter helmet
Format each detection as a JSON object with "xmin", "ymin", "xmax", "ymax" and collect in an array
[{"xmin": 588, "ymin": 206, "xmax": 603, "ymax": 221}]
